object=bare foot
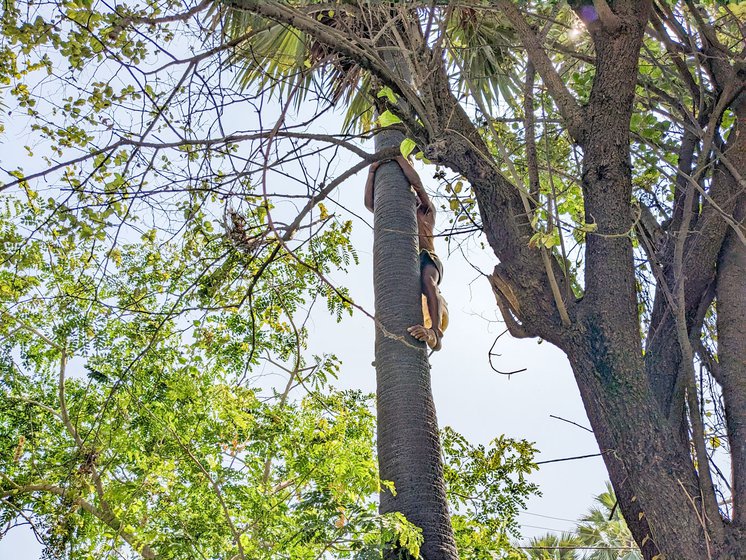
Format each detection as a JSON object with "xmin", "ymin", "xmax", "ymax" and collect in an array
[{"xmin": 408, "ymin": 325, "xmax": 441, "ymax": 351}]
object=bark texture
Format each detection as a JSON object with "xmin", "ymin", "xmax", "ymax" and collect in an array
[
  {"xmin": 717, "ymin": 179, "xmax": 746, "ymax": 530},
  {"xmin": 717, "ymin": 192, "xmax": 746, "ymax": 547}
]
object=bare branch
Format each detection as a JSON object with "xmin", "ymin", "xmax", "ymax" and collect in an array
[
  {"xmin": 1, "ymin": 131, "xmax": 390, "ymax": 192},
  {"xmin": 673, "ymin": 165, "xmax": 723, "ymax": 538},
  {"xmin": 114, "ymin": 0, "xmax": 211, "ymax": 28}
]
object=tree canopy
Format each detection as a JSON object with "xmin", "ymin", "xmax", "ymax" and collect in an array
[
  {"xmin": 0, "ymin": 1, "xmax": 745, "ymax": 559},
  {"xmin": 0, "ymin": 1, "xmax": 542, "ymax": 558}
]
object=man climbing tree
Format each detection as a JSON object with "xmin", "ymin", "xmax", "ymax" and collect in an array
[{"xmin": 366, "ymin": 156, "xmax": 449, "ymax": 350}]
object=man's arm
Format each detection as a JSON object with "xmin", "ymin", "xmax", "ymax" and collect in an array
[
  {"xmin": 395, "ymin": 156, "xmax": 433, "ymax": 212},
  {"xmin": 364, "ymin": 161, "xmax": 382, "ymax": 212}
]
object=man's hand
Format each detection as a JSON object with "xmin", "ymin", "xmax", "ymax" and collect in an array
[
  {"xmin": 365, "ymin": 160, "xmax": 388, "ymax": 212},
  {"xmin": 370, "ymin": 160, "xmax": 388, "ymax": 172},
  {"xmin": 408, "ymin": 324, "xmax": 441, "ymax": 351},
  {"xmin": 392, "ymin": 156, "xmax": 432, "ymax": 213}
]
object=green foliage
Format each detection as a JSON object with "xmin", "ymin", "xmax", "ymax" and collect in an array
[
  {"xmin": 523, "ymin": 533, "xmax": 582, "ymax": 560},
  {"xmin": 575, "ymin": 483, "xmax": 641, "ymax": 560},
  {"xmin": 445, "ymin": 7, "xmax": 517, "ymax": 108},
  {"xmin": 0, "ymin": 244, "xmax": 535, "ymax": 557},
  {"xmin": 0, "ymin": 175, "xmax": 537, "ymax": 556},
  {"xmin": 376, "ymin": 110, "xmax": 402, "ymax": 128},
  {"xmin": 442, "ymin": 427, "xmax": 539, "ymax": 558},
  {"xmin": 222, "ymin": 2, "xmax": 376, "ymax": 133},
  {"xmin": 0, "ymin": 177, "xmax": 379, "ymax": 558},
  {"xmin": 399, "ymin": 138, "xmax": 417, "ymax": 159}
]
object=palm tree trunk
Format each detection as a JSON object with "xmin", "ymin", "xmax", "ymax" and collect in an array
[{"xmin": 373, "ymin": 128, "xmax": 458, "ymax": 560}]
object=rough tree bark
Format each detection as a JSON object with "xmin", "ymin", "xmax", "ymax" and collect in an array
[
  {"xmin": 718, "ymin": 192, "xmax": 746, "ymax": 533},
  {"xmin": 716, "ymin": 108, "xmax": 746, "ymax": 532},
  {"xmin": 371, "ymin": 11, "xmax": 458, "ymax": 557},
  {"xmin": 565, "ymin": 5, "xmax": 714, "ymax": 558}
]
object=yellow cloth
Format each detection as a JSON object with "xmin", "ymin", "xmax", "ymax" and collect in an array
[{"xmin": 422, "ymin": 293, "xmax": 449, "ymax": 333}]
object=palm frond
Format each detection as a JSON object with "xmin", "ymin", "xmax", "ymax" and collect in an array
[
  {"xmin": 219, "ymin": 2, "xmax": 374, "ymax": 130},
  {"xmin": 446, "ymin": 7, "xmax": 517, "ymax": 108},
  {"xmin": 576, "ymin": 483, "xmax": 642, "ymax": 560},
  {"xmin": 525, "ymin": 532, "xmax": 582, "ymax": 559}
]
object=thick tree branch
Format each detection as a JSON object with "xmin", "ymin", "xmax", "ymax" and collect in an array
[
  {"xmin": 489, "ymin": 271, "xmax": 529, "ymax": 339},
  {"xmin": 524, "ymin": 62, "xmax": 540, "ymax": 203},
  {"xmin": 592, "ymin": 0, "xmax": 622, "ymax": 32},
  {"xmin": 716, "ymin": 191, "xmax": 746, "ymax": 528},
  {"xmin": 447, "ymin": 51, "xmax": 572, "ymax": 328}
]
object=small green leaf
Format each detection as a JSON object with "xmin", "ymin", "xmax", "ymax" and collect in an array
[
  {"xmin": 376, "ymin": 86, "xmax": 398, "ymax": 104},
  {"xmin": 377, "ymin": 110, "xmax": 401, "ymax": 127},
  {"xmin": 413, "ymin": 151, "xmax": 431, "ymax": 164},
  {"xmin": 400, "ymin": 138, "xmax": 416, "ymax": 158}
]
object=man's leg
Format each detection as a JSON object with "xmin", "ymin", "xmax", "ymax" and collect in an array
[{"xmin": 408, "ymin": 263, "xmax": 442, "ymax": 350}]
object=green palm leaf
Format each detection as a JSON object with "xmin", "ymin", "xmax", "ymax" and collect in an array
[
  {"xmin": 445, "ymin": 6, "xmax": 517, "ymax": 108},
  {"xmin": 218, "ymin": 2, "xmax": 521, "ymax": 132},
  {"xmin": 576, "ymin": 482, "xmax": 642, "ymax": 560},
  {"xmin": 525, "ymin": 532, "xmax": 582, "ymax": 560},
  {"xmin": 218, "ymin": 2, "xmax": 374, "ymax": 131}
]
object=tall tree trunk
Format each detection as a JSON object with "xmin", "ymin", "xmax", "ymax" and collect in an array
[
  {"xmin": 717, "ymin": 191, "xmax": 746, "ymax": 548},
  {"xmin": 716, "ymin": 109, "xmax": 746, "ymax": 534},
  {"xmin": 373, "ymin": 128, "xmax": 458, "ymax": 560},
  {"xmin": 569, "ymin": 10, "xmax": 723, "ymax": 557}
]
